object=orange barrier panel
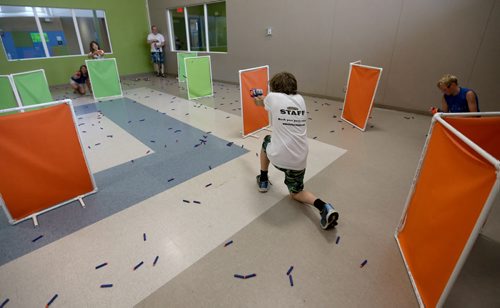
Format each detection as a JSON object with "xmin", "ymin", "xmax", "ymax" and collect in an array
[
  {"xmin": 444, "ymin": 117, "xmax": 500, "ymax": 160},
  {"xmin": 239, "ymin": 66, "xmax": 270, "ymax": 137},
  {"xmin": 397, "ymin": 120, "xmax": 497, "ymax": 307},
  {"xmin": 342, "ymin": 63, "xmax": 382, "ymax": 131},
  {"xmin": 0, "ymin": 103, "xmax": 94, "ymax": 223}
]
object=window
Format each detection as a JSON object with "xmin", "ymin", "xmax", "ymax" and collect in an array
[
  {"xmin": 207, "ymin": 2, "xmax": 226, "ymax": 52},
  {"xmin": 167, "ymin": 1, "xmax": 227, "ymax": 53},
  {"xmin": 0, "ymin": 6, "xmax": 46, "ymax": 59},
  {"xmin": 0, "ymin": 5, "xmax": 112, "ymax": 60},
  {"xmin": 75, "ymin": 9, "xmax": 111, "ymax": 55},
  {"xmin": 169, "ymin": 8, "xmax": 187, "ymax": 51},
  {"xmin": 187, "ymin": 5, "xmax": 206, "ymax": 52}
]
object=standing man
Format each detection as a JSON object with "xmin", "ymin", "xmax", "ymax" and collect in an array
[
  {"xmin": 431, "ymin": 74, "xmax": 479, "ymax": 114},
  {"xmin": 147, "ymin": 25, "xmax": 166, "ymax": 77}
]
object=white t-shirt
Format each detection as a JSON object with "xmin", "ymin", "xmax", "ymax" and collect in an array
[
  {"xmin": 147, "ymin": 33, "xmax": 165, "ymax": 52},
  {"xmin": 264, "ymin": 92, "xmax": 309, "ymax": 170}
]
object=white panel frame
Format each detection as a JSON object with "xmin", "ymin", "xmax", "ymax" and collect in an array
[
  {"xmin": 238, "ymin": 65, "xmax": 271, "ymax": 138},
  {"xmin": 0, "ymin": 99, "xmax": 98, "ymax": 227},
  {"xmin": 85, "ymin": 58, "xmax": 123, "ymax": 101},
  {"xmin": 341, "ymin": 61, "xmax": 383, "ymax": 132},
  {"xmin": 184, "ymin": 55, "xmax": 213, "ymax": 100},
  {"xmin": 395, "ymin": 112, "xmax": 500, "ymax": 307},
  {"xmin": 11, "ymin": 69, "xmax": 52, "ymax": 105}
]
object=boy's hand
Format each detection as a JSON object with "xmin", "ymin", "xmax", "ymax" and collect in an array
[{"xmin": 254, "ymin": 96, "xmax": 265, "ymax": 106}]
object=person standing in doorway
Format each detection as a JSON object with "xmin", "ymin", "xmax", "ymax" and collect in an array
[{"xmin": 147, "ymin": 25, "xmax": 166, "ymax": 77}]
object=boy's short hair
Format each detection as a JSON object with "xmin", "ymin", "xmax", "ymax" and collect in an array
[
  {"xmin": 270, "ymin": 72, "xmax": 297, "ymax": 95},
  {"xmin": 437, "ymin": 74, "xmax": 458, "ymax": 88}
]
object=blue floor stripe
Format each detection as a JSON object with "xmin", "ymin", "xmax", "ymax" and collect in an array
[{"xmin": 0, "ymin": 97, "xmax": 247, "ymax": 266}]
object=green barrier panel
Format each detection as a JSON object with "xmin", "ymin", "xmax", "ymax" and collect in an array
[
  {"xmin": 12, "ymin": 70, "xmax": 53, "ymax": 106},
  {"xmin": 0, "ymin": 76, "xmax": 19, "ymax": 113},
  {"xmin": 86, "ymin": 58, "xmax": 122, "ymax": 100},
  {"xmin": 185, "ymin": 56, "xmax": 213, "ymax": 100},
  {"xmin": 177, "ymin": 52, "xmax": 198, "ymax": 82}
]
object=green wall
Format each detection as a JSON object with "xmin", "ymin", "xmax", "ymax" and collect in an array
[{"xmin": 0, "ymin": 0, "xmax": 151, "ymax": 85}]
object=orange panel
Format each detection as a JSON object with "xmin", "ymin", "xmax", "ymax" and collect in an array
[
  {"xmin": 397, "ymin": 122, "xmax": 496, "ymax": 307},
  {"xmin": 240, "ymin": 67, "xmax": 270, "ymax": 136},
  {"xmin": 0, "ymin": 103, "xmax": 94, "ymax": 221},
  {"xmin": 445, "ymin": 116, "xmax": 500, "ymax": 160},
  {"xmin": 342, "ymin": 65, "xmax": 381, "ymax": 130}
]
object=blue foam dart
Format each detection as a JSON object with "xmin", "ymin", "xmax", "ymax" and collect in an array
[
  {"xmin": 289, "ymin": 274, "xmax": 294, "ymax": 287},
  {"xmin": 47, "ymin": 294, "xmax": 58, "ymax": 306},
  {"xmin": 100, "ymin": 284, "xmax": 113, "ymax": 288},
  {"xmin": 134, "ymin": 261, "xmax": 144, "ymax": 271},
  {"xmin": 224, "ymin": 240, "xmax": 233, "ymax": 247},
  {"xmin": 32, "ymin": 235, "xmax": 44, "ymax": 242},
  {"xmin": 153, "ymin": 256, "xmax": 159, "ymax": 266},
  {"xmin": 1, "ymin": 298, "xmax": 10, "ymax": 308},
  {"xmin": 336, "ymin": 236, "xmax": 340, "ymax": 244},
  {"xmin": 205, "ymin": 183, "xmax": 212, "ymax": 188},
  {"xmin": 233, "ymin": 274, "xmax": 245, "ymax": 279},
  {"xmin": 143, "ymin": 233, "xmax": 147, "ymax": 241},
  {"xmin": 168, "ymin": 178, "xmax": 175, "ymax": 182},
  {"xmin": 193, "ymin": 201, "xmax": 201, "ymax": 204},
  {"xmin": 245, "ymin": 273, "xmax": 256, "ymax": 279},
  {"xmin": 286, "ymin": 266, "xmax": 294, "ymax": 276},
  {"xmin": 360, "ymin": 260, "xmax": 367, "ymax": 268},
  {"xmin": 95, "ymin": 262, "xmax": 108, "ymax": 270}
]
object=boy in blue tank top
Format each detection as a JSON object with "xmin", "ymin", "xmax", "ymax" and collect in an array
[{"xmin": 431, "ymin": 74, "xmax": 479, "ymax": 114}]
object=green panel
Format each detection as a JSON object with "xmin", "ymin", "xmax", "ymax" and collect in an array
[
  {"xmin": 0, "ymin": 76, "xmax": 18, "ymax": 115},
  {"xmin": 12, "ymin": 70, "xmax": 53, "ymax": 106},
  {"xmin": 177, "ymin": 52, "xmax": 198, "ymax": 82},
  {"xmin": 0, "ymin": 0, "xmax": 150, "ymax": 85},
  {"xmin": 185, "ymin": 56, "xmax": 213, "ymax": 100},
  {"xmin": 86, "ymin": 58, "xmax": 122, "ymax": 99}
]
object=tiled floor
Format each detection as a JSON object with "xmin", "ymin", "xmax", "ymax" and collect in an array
[{"xmin": 0, "ymin": 74, "xmax": 498, "ymax": 307}]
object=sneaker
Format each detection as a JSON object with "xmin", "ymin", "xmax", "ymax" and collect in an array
[
  {"xmin": 256, "ymin": 175, "xmax": 269, "ymax": 193},
  {"xmin": 320, "ymin": 203, "xmax": 339, "ymax": 230}
]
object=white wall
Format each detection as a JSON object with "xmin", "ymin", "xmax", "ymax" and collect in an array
[{"xmin": 148, "ymin": 0, "xmax": 500, "ymax": 113}]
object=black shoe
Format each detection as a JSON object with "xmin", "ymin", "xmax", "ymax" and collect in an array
[{"xmin": 320, "ymin": 203, "xmax": 339, "ymax": 230}]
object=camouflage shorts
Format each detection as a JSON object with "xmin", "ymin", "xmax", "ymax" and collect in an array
[{"xmin": 262, "ymin": 135, "xmax": 305, "ymax": 194}]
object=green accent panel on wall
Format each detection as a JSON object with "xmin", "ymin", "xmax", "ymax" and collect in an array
[{"xmin": 0, "ymin": 0, "xmax": 151, "ymax": 86}]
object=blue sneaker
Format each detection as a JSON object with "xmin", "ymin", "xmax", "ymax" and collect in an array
[
  {"xmin": 320, "ymin": 203, "xmax": 339, "ymax": 230},
  {"xmin": 256, "ymin": 175, "xmax": 269, "ymax": 193}
]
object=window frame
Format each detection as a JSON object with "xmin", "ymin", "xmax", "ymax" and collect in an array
[
  {"xmin": 0, "ymin": 5, "xmax": 113, "ymax": 62},
  {"xmin": 166, "ymin": 1, "xmax": 227, "ymax": 54}
]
